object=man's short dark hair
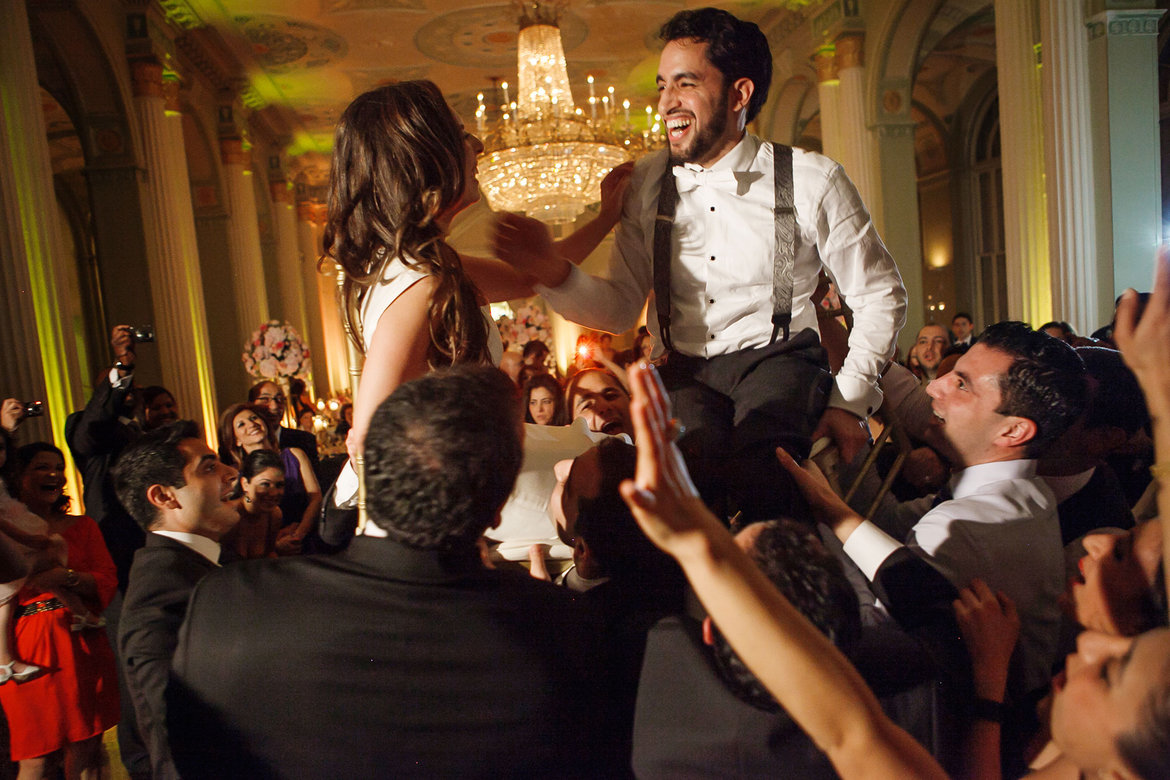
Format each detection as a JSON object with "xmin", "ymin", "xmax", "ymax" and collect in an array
[
  {"xmin": 141, "ymin": 386, "xmax": 173, "ymax": 407},
  {"xmin": 522, "ymin": 340, "xmax": 549, "ymax": 360},
  {"xmin": 952, "ymin": 312, "xmax": 972, "ymax": 324},
  {"xmin": 113, "ymin": 420, "xmax": 201, "ymax": 531},
  {"xmin": 977, "ymin": 321, "xmax": 1088, "ymax": 458},
  {"xmin": 363, "ymin": 366, "xmax": 522, "ymax": 551},
  {"xmin": 1076, "ymin": 347, "xmax": 1148, "ymax": 436},
  {"xmin": 574, "ymin": 439, "xmax": 682, "ymax": 584},
  {"xmin": 659, "ymin": 8, "xmax": 772, "ymax": 123},
  {"xmin": 710, "ymin": 520, "xmax": 861, "ymax": 711}
]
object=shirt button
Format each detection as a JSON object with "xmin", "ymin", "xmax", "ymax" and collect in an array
[
  {"xmin": 708, "ymin": 298, "xmax": 715, "ymax": 304},
  {"xmin": 709, "ymin": 334, "xmax": 715, "ymax": 340},
  {"xmin": 709, "ymin": 255, "xmax": 715, "ymax": 261},
  {"xmin": 709, "ymin": 206, "xmax": 715, "ymax": 212}
]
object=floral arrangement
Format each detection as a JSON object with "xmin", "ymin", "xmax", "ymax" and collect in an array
[
  {"xmin": 496, "ymin": 301, "xmax": 554, "ymax": 352},
  {"xmin": 243, "ymin": 320, "xmax": 312, "ymax": 380}
]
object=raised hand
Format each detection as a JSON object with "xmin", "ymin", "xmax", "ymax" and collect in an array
[
  {"xmin": 491, "ymin": 213, "xmax": 566, "ymax": 287},
  {"xmin": 618, "ymin": 363, "xmax": 712, "ymax": 558},
  {"xmin": 1114, "ymin": 246, "xmax": 1170, "ymax": 418},
  {"xmin": 598, "ymin": 161, "xmax": 634, "ymax": 226}
]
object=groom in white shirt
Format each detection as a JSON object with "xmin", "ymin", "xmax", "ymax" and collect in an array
[{"xmin": 495, "ymin": 7, "xmax": 905, "ymax": 520}]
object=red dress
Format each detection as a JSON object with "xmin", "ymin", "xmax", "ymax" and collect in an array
[{"xmin": 0, "ymin": 515, "xmax": 119, "ymax": 760}]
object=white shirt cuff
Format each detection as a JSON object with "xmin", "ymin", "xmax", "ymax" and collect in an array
[
  {"xmin": 828, "ymin": 373, "xmax": 883, "ymax": 419},
  {"xmin": 109, "ymin": 368, "xmax": 132, "ymax": 389},
  {"xmin": 841, "ymin": 520, "xmax": 904, "ymax": 581},
  {"xmin": 533, "ymin": 263, "xmax": 586, "ymax": 305}
]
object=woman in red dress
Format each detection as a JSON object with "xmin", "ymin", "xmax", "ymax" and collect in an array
[{"xmin": 0, "ymin": 442, "xmax": 118, "ymax": 779}]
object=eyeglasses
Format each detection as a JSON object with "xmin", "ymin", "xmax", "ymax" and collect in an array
[{"xmin": 256, "ymin": 394, "xmax": 286, "ymax": 404}]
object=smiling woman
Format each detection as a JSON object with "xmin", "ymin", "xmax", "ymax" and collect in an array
[
  {"xmin": 0, "ymin": 443, "xmax": 119, "ymax": 777},
  {"xmin": 217, "ymin": 402, "xmax": 320, "ymax": 555}
]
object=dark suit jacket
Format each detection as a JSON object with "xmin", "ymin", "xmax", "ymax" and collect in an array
[
  {"xmin": 65, "ymin": 375, "xmax": 146, "ymax": 589},
  {"xmin": 633, "ymin": 547, "xmax": 970, "ymax": 779},
  {"xmin": 168, "ymin": 537, "xmax": 617, "ymax": 779},
  {"xmin": 119, "ymin": 534, "xmax": 219, "ymax": 780},
  {"xmin": 1056, "ymin": 464, "xmax": 1134, "ymax": 545}
]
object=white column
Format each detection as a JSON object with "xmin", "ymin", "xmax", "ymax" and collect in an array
[
  {"xmin": 834, "ymin": 34, "xmax": 881, "ymax": 228},
  {"xmin": 220, "ymin": 137, "xmax": 270, "ymax": 344},
  {"xmin": 296, "ymin": 207, "xmax": 348, "ymax": 397},
  {"xmin": 131, "ymin": 61, "xmax": 220, "ymax": 444},
  {"xmin": 0, "ymin": 0, "xmax": 84, "ymax": 457},
  {"xmin": 814, "ymin": 47, "xmax": 842, "ymax": 163},
  {"xmin": 1039, "ymin": 1, "xmax": 1107, "ymax": 336},
  {"xmin": 876, "ymin": 120, "xmax": 924, "ymax": 354},
  {"xmin": 1087, "ymin": 7, "xmax": 1165, "ymax": 299},
  {"xmin": 270, "ymin": 178, "xmax": 311, "ymax": 343},
  {"xmin": 995, "ymin": 0, "xmax": 1052, "ymax": 326}
]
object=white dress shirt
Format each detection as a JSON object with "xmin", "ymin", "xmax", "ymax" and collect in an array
[
  {"xmin": 535, "ymin": 133, "xmax": 907, "ymax": 419},
  {"xmin": 151, "ymin": 530, "xmax": 222, "ymax": 565},
  {"xmin": 848, "ymin": 458, "xmax": 1064, "ymax": 695}
]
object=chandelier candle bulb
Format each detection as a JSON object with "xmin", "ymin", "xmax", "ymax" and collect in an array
[
  {"xmin": 476, "ymin": 1, "xmax": 661, "ymax": 224},
  {"xmin": 623, "ymin": 98, "xmax": 630, "ymax": 128}
]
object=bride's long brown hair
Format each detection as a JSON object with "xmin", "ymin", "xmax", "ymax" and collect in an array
[{"xmin": 321, "ymin": 80, "xmax": 489, "ymax": 367}]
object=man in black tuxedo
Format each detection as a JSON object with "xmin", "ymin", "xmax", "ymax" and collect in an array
[
  {"xmin": 114, "ymin": 420, "xmax": 239, "ymax": 780},
  {"xmin": 168, "ymin": 366, "xmax": 616, "ymax": 779}
]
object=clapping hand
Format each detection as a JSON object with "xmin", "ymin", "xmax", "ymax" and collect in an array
[
  {"xmin": 492, "ymin": 213, "xmax": 559, "ymax": 284},
  {"xmin": 618, "ymin": 363, "xmax": 714, "ymax": 558}
]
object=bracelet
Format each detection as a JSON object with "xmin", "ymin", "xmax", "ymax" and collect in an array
[
  {"xmin": 971, "ymin": 697, "xmax": 1006, "ymax": 723},
  {"xmin": 62, "ymin": 568, "xmax": 80, "ymax": 589},
  {"xmin": 1151, "ymin": 462, "xmax": 1170, "ymax": 481}
]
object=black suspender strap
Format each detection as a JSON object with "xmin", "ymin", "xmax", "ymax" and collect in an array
[
  {"xmin": 652, "ymin": 157, "xmax": 679, "ymax": 352},
  {"xmin": 651, "ymin": 143, "xmax": 796, "ymax": 353},
  {"xmin": 770, "ymin": 142, "xmax": 795, "ymax": 345}
]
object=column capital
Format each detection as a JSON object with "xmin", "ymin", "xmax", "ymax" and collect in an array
[
  {"xmin": 874, "ymin": 120, "xmax": 916, "ymax": 139},
  {"xmin": 130, "ymin": 58, "xmax": 165, "ymax": 99},
  {"xmin": 1087, "ymin": 8, "xmax": 1165, "ymax": 39},
  {"xmin": 220, "ymin": 137, "xmax": 251, "ymax": 167},
  {"xmin": 835, "ymin": 32, "xmax": 864, "ymax": 70},
  {"xmin": 161, "ymin": 76, "xmax": 183, "ymax": 114},
  {"xmin": 814, "ymin": 46, "xmax": 838, "ymax": 84},
  {"xmin": 270, "ymin": 181, "xmax": 293, "ymax": 204},
  {"xmin": 296, "ymin": 200, "xmax": 328, "ymax": 225}
]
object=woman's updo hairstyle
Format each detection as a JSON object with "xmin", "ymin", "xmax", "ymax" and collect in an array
[{"xmin": 240, "ymin": 448, "xmax": 284, "ymax": 482}]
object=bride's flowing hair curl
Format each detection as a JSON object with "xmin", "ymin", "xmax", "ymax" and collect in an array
[{"xmin": 321, "ymin": 80, "xmax": 489, "ymax": 367}]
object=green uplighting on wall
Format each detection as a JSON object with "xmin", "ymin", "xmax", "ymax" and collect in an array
[{"xmin": 0, "ymin": 83, "xmax": 84, "ymax": 508}]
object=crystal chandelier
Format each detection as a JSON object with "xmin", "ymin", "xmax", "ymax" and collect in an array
[{"xmin": 476, "ymin": 1, "xmax": 663, "ymax": 225}]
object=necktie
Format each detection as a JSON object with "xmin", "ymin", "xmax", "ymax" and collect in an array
[{"xmin": 672, "ymin": 165, "xmax": 738, "ymax": 195}]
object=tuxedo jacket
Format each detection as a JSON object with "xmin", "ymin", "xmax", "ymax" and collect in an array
[
  {"xmin": 1056, "ymin": 464, "xmax": 1134, "ymax": 545},
  {"xmin": 65, "ymin": 376, "xmax": 145, "ymax": 589},
  {"xmin": 119, "ymin": 534, "xmax": 220, "ymax": 780},
  {"xmin": 632, "ymin": 547, "xmax": 969, "ymax": 779},
  {"xmin": 168, "ymin": 536, "xmax": 618, "ymax": 779}
]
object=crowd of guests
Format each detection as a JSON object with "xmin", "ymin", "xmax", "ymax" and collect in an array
[
  {"xmin": 0, "ymin": 295, "xmax": 1166, "ymax": 778},
  {"xmin": 0, "ymin": 13, "xmax": 1168, "ymax": 776}
]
